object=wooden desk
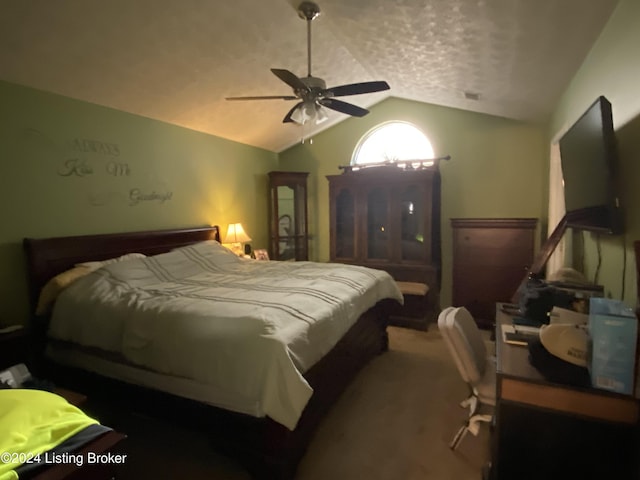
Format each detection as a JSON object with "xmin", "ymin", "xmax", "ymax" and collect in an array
[{"xmin": 492, "ymin": 304, "xmax": 639, "ymax": 480}]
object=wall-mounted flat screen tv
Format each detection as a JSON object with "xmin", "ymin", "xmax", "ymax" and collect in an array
[{"xmin": 559, "ymin": 95, "xmax": 622, "ymax": 234}]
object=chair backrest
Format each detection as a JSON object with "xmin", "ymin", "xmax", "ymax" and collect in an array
[
  {"xmin": 438, "ymin": 307, "xmax": 468, "ymax": 380},
  {"xmin": 438, "ymin": 306, "xmax": 487, "ymax": 385}
]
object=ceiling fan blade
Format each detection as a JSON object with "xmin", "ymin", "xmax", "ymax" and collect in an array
[
  {"xmin": 228, "ymin": 4, "xmax": 386, "ymax": 126},
  {"xmin": 271, "ymin": 69, "xmax": 310, "ymax": 93},
  {"xmin": 323, "ymin": 81, "xmax": 390, "ymax": 97},
  {"xmin": 318, "ymin": 98, "xmax": 369, "ymax": 117},
  {"xmin": 282, "ymin": 102, "xmax": 304, "ymax": 123},
  {"xmin": 226, "ymin": 95, "xmax": 298, "ymax": 101}
]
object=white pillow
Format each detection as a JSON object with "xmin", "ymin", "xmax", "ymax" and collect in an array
[{"xmin": 76, "ymin": 253, "xmax": 146, "ymax": 272}]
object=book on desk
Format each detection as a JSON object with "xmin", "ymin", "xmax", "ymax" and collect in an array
[{"xmin": 501, "ymin": 324, "xmax": 539, "ymax": 346}]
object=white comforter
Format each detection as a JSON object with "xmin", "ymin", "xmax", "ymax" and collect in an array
[{"xmin": 49, "ymin": 241, "xmax": 402, "ymax": 430}]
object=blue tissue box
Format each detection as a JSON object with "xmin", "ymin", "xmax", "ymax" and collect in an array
[{"xmin": 588, "ymin": 298, "xmax": 638, "ymax": 395}]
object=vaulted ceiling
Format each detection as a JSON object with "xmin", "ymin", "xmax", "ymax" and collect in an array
[{"xmin": 0, "ymin": 0, "xmax": 619, "ymax": 152}]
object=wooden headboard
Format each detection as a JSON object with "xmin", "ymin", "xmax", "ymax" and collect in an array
[{"xmin": 23, "ymin": 225, "xmax": 220, "ymax": 315}]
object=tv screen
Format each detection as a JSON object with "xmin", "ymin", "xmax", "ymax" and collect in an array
[{"xmin": 558, "ymin": 96, "xmax": 622, "ymax": 234}]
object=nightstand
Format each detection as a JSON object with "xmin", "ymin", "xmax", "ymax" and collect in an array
[
  {"xmin": 0, "ymin": 325, "xmax": 29, "ymax": 370},
  {"xmin": 0, "ymin": 325, "xmax": 87, "ymax": 407}
]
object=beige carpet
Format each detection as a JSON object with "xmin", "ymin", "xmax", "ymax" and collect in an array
[
  {"xmin": 296, "ymin": 325, "xmax": 490, "ymax": 480},
  {"xmin": 96, "ymin": 325, "xmax": 491, "ymax": 479}
]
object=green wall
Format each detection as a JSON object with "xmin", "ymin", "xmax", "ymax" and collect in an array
[
  {"xmin": 279, "ymin": 97, "xmax": 548, "ymax": 307},
  {"xmin": 549, "ymin": 0, "xmax": 640, "ymax": 305},
  {"xmin": 0, "ymin": 80, "xmax": 278, "ymax": 325}
]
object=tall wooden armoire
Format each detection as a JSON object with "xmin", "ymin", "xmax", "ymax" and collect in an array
[{"xmin": 327, "ymin": 163, "xmax": 441, "ymax": 326}]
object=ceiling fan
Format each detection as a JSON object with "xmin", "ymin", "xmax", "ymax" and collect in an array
[{"xmin": 225, "ymin": 1, "xmax": 390, "ymax": 125}]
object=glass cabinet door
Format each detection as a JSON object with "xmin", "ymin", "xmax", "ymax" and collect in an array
[
  {"xmin": 275, "ymin": 185, "xmax": 295, "ymax": 260},
  {"xmin": 291, "ymin": 183, "xmax": 308, "ymax": 259},
  {"xmin": 268, "ymin": 172, "xmax": 309, "ymax": 261},
  {"xmin": 366, "ymin": 187, "xmax": 390, "ymax": 260},
  {"xmin": 400, "ymin": 184, "xmax": 426, "ymax": 261},
  {"xmin": 335, "ymin": 188, "xmax": 355, "ymax": 259}
]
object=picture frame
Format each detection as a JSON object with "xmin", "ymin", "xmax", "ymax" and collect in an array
[{"xmin": 253, "ymin": 249, "xmax": 270, "ymax": 261}]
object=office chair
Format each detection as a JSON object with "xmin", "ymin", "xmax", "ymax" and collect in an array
[{"xmin": 438, "ymin": 306, "xmax": 496, "ymax": 450}]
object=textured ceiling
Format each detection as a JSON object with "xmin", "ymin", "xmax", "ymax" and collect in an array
[{"xmin": 0, "ymin": 0, "xmax": 619, "ymax": 152}]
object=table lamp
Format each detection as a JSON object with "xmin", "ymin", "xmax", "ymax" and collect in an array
[{"xmin": 223, "ymin": 223, "xmax": 251, "ymax": 256}]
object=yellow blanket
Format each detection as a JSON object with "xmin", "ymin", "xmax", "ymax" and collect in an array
[{"xmin": 0, "ymin": 389, "xmax": 98, "ymax": 480}]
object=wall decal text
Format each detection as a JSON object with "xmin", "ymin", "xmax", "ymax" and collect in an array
[
  {"xmin": 33, "ymin": 130, "xmax": 174, "ymax": 209},
  {"xmin": 71, "ymin": 138, "xmax": 120, "ymax": 157},
  {"xmin": 129, "ymin": 189, "xmax": 173, "ymax": 206},
  {"xmin": 58, "ymin": 159, "xmax": 94, "ymax": 177},
  {"xmin": 106, "ymin": 162, "xmax": 130, "ymax": 176}
]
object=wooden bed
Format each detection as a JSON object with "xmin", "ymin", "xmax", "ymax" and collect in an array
[{"xmin": 23, "ymin": 225, "xmax": 393, "ymax": 480}]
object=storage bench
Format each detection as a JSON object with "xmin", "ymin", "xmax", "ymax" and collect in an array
[{"xmin": 389, "ymin": 281, "xmax": 431, "ymax": 330}]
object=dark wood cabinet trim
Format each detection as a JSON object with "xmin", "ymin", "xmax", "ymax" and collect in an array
[{"xmin": 450, "ymin": 218, "xmax": 538, "ymax": 229}]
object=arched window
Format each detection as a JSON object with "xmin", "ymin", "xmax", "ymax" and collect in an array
[{"xmin": 351, "ymin": 121, "xmax": 434, "ymax": 166}]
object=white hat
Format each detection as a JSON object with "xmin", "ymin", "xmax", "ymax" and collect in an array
[{"xmin": 539, "ymin": 323, "xmax": 589, "ymax": 367}]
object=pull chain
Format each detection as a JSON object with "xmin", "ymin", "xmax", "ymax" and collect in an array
[{"xmin": 300, "ymin": 122, "xmax": 313, "ymax": 145}]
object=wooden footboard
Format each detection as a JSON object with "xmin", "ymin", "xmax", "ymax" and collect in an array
[
  {"xmin": 39, "ymin": 301, "xmax": 390, "ymax": 480},
  {"xmin": 23, "ymin": 226, "xmax": 392, "ymax": 479},
  {"xmin": 211, "ymin": 301, "xmax": 391, "ymax": 479}
]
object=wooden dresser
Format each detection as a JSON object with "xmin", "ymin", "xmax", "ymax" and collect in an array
[
  {"xmin": 327, "ymin": 164, "xmax": 441, "ymax": 328},
  {"xmin": 451, "ymin": 218, "xmax": 537, "ymax": 328}
]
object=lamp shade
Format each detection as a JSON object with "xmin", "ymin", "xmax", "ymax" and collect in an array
[
  {"xmin": 291, "ymin": 102, "xmax": 328, "ymax": 125},
  {"xmin": 223, "ymin": 223, "xmax": 251, "ymax": 243}
]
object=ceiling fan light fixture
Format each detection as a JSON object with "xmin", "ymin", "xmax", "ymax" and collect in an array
[
  {"xmin": 290, "ymin": 104, "xmax": 311, "ymax": 125},
  {"xmin": 315, "ymin": 104, "xmax": 328, "ymax": 124},
  {"xmin": 290, "ymin": 102, "xmax": 328, "ymax": 125},
  {"xmin": 226, "ymin": 1, "xmax": 389, "ymax": 125}
]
